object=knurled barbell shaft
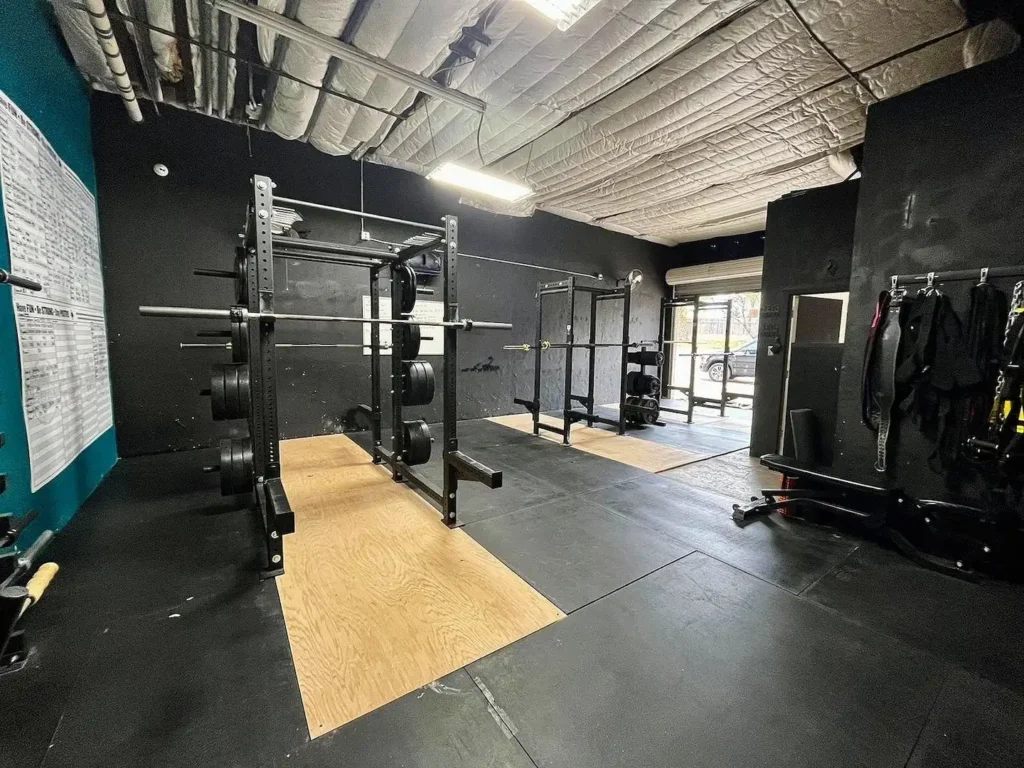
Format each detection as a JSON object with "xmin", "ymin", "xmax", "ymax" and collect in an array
[
  {"xmin": 504, "ymin": 341, "xmax": 644, "ymax": 350},
  {"xmin": 180, "ymin": 342, "xmax": 393, "ymax": 349},
  {"xmin": 140, "ymin": 305, "xmax": 512, "ymax": 330}
]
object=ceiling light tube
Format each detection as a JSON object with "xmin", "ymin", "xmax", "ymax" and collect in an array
[
  {"xmin": 521, "ymin": 0, "xmax": 603, "ymax": 31},
  {"xmin": 427, "ymin": 163, "xmax": 532, "ymax": 202}
]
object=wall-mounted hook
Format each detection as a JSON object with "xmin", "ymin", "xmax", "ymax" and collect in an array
[{"xmin": 980, "ymin": 267, "xmax": 989, "ymax": 284}]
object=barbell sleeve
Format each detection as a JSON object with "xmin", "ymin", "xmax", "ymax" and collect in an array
[
  {"xmin": 16, "ymin": 530, "xmax": 54, "ymax": 571},
  {"xmin": 0, "ymin": 269, "xmax": 43, "ymax": 291}
]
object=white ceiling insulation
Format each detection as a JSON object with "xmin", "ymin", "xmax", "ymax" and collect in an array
[{"xmin": 53, "ymin": 0, "xmax": 1020, "ymax": 245}]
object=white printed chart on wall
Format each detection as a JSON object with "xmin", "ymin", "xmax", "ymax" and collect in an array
[
  {"xmin": 361, "ymin": 295, "xmax": 445, "ymax": 356},
  {"xmin": 0, "ymin": 90, "xmax": 113, "ymax": 491}
]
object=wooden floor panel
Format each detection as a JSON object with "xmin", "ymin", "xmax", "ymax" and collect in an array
[
  {"xmin": 277, "ymin": 435, "xmax": 564, "ymax": 738},
  {"xmin": 488, "ymin": 413, "xmax": 702, "ymax": 472}
]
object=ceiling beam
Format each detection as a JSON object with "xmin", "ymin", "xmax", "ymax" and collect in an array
[{"xmin": 210, "ymin": 0, "xmax": 486, "ymax": 114}]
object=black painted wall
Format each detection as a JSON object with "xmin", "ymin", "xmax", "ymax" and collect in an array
[
  {"xmin": 91, "ymin": 94, "xmax": 671, "ymax": 457},
  {"xmin": 833, "ymin": 52, "xmax": 1024, "ymax": 502},
  {"xmin": 749, "ymin": 181, "xmax": 859, "ymax": 459},
  {"xmin": 666, "ymin": 231, "xmax": 765, "ymax": 267}
]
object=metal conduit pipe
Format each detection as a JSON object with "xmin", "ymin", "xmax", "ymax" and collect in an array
[{"xmin": 82, "ymin": 0, "xmax": 143, "ymax": 122}]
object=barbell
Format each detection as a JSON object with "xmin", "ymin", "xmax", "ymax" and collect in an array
[
  {"xmin": 140, "ymin": 305, "xmax": 512, "ymax": 331},
  {"xmin": 503, "ymin": 341, "xmax": 648, "ymax": 351},
  {"xmin": 181, "ymin": 342, "xmax": 394, "ymax": 350}
]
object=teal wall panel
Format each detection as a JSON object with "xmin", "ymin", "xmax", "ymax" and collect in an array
[{"xmin": 0, "ymin": 2, "xmax": 117, "ymax": 545}]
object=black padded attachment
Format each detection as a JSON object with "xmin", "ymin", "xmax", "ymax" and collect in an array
[
  {"xmin": 209, "ymin": 363, "xmax": 250, "ymax": 421},
  {"xmin": 397, "ymin": 264, "xmax": 417, "ymax": 314},
  {"xmin": 219, "ymin": 437, "xmax": 254, "ymax": 495},
  {"xmin": 402, "ymin": 419, "xmax": 432, "ymax": 465},
  {"xmin": 400, "ymin": 318, "xmax": 421, "ymax": 359},
  {"xmin": 402, "ymin": 360, "xmax": 435, "ymax": 406},
  {"xmin": 789, "ymin": 408, "xmax": 819, "ymax": 463}
]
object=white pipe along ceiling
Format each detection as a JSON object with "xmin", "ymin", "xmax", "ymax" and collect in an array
[{"xmin": 52, "ymin": 0, "xmax": 1020, "ymax": 245}]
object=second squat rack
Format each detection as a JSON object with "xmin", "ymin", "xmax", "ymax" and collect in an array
[{"xmin": 509, "ymin": 274, "xmax": 663, "ymax": 445}]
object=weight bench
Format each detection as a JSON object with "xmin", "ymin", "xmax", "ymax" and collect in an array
[{"xmin": 732, "ymin": 453, "xmax": 903, "ymax": 528}]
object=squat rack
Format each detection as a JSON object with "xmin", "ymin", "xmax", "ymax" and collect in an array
[
  {"xmin": 142, "ymin": 175, "xmax": 510, "ymax": 575},
  {"xmin": 511, "ymin": 275, "xmax": 651, "ymax": 444},
  {"xmin": 657, "ymin": 296, "xmax": 734, "ymax": 423}
]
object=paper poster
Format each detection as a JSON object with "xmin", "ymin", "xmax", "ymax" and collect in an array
[{"xmin": 0, "ymin": 90, "xmax": 113, "ymax": 491}]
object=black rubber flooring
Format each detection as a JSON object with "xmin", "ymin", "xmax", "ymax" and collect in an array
[{"xmin": 6, "ymin": 419, "xmax": 1024, "ymax": 768}]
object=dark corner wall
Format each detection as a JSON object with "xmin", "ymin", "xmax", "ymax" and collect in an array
[
  {"xmin": 0, "ymin": 4, "xmax": 117, "ymax": 543},
  {"xmin": 832, "ymin": 49, "xmax": 1024, "ymax": 503},
  {"xmin": 750, "ymin": 181, "xmax": 859, "ymax": 460},
  {"xmin": 90, "ymin": 93, "xmax": 673, "ymax": 457},
  {"xmin": 665, "ymin": 231, "xmax": 765, "ymax": 270}
]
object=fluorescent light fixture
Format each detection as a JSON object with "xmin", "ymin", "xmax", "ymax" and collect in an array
[
  {"xmin": 520, "ymin": 0, "xmax": 603, "ymax": 31},
  {"xmin": 427, "ymin": 163, "xmax": 533, "ymax": 202}
]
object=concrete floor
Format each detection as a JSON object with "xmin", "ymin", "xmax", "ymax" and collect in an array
[{"xmin": 6, "ymin": 417, "xmax": 1024, "ymax": 768}]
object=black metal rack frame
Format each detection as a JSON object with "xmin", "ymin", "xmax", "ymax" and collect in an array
[
  {"xmin": 657, "ymin": 296, "xmax": 736, "ymax": 424},
  {"xmin": 240, "ymin": 176, "xmax": 500, "ymax": 545},
  {"xmin": 514, "ymin": 277, "xmax": 637, "ymax": 445}
]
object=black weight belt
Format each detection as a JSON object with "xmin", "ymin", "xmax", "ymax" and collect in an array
[{"xmin": 875, "ymin": 290, "xmax": 906, "ymax": 472}]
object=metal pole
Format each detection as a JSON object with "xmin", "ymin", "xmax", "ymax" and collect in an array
[
  {"xmin": 139, "ymin": 306, "xmax": 511, "ymax": 330},
  {"xmin": 619, "ymin": 281, "xmax": 631, "ymax": 435},
  {"xmin": 390, "ymin": 263, "xmax": 403, "ymax": 482},
  {"xmin": 721, "ymin": 299, "xmax": 732, "ymax": 417},
  {"xmin": 562, "ymin": 277, "xmax": 576, "ymax": 444},
  {"xmin": 370, "ymin": 266, "xmax": 382, "ymax": 462},
  {"xmin": 0, "ymin": 269, "xmax": 43, "ymax": 291},
  {"xmin": 657, "ymin": 298, "xmax": 667, "ymax": 401},
  {"xmin": 689, "ymin": 300, "xmax": 699, "ymax": 425},
  {"xmin": 250, "ymin": 174, "xmax": 285, "ymax": 575},
  {"xmin": 532, "ymin": 288, "xmax": 543, "ymax": 436},
  {"xmin": 587, "ymin": 292, "xmax": 597, "ymax": 427},
  {"xmin": 274, "ymin": 195, "xmax": 445, "ymax": 233},
  {"xmin": 442, "ymin": 216, "xmax": 460, "ymax": 526},
  {"xmin": 211, "ymin": 0, "xmax": 486, "ymax": 114},
  {"xmin": 180, "ymin": 342, "xmax": 391, "ymax": 349}
]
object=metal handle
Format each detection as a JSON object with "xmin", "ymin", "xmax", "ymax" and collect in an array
[
  {"xmin": 0, "ymin": 269, "xmax": 43, "ymax": 291},
  {"xmin": 17, "ymin": 530, "xmax": 54, "ymax": 570}
]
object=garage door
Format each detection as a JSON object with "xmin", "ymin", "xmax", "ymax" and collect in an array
[{"xmin": 665, "ymin": 256, "xmax": 763, "ymax": 295}]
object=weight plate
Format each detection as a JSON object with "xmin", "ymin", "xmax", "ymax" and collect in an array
[
  {"xmin": 402, "ymin": 360, "xmax": 435, "ymax": 406},
  {"xmin": 398, "ymin": 264, "xmax": 417, "ymax": 314},
  {"xmin": 231, "ymin": 320, "xmax": 248, "ymax": 363},
  {"xmin": 641, "ymin": 396, "xmax": 660, "ymax": 425},
  {"xmin": 210, "ymin": 364, "xmax": 250, "ymax": 420},
  {"xmin": 400, "ymin": 319, "xmax": 421, "ymax": 359},
  {"xmin": 402, "ymin": 419, "xmax": 432, "ymax": 465},
  {"xmin": 219, "ymin": 437, "xmax": 254, "ymax": 496},
  {"xmin": 626, "ymin": 371, "xmax": 642, "ymax": 397},
  {"xmin": 644, "ymin": 375, "xmax": 661, "ymax": 396},
  {"xmin": 234, "ymin": 249, "xmax": 248, "ymax": 305},
  {"xmin": 210, "ymin": 365, "xmax": 227, "ymax": 420}
]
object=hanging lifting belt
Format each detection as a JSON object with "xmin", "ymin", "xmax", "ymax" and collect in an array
[{"xmin": 873, "ymin": 288, "xmax": 907, "ymax": 472}]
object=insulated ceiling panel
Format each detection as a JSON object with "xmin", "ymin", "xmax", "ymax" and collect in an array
[{"xmin": 52, "ymin": 0, "xmax": 1021, "ymax": 246}]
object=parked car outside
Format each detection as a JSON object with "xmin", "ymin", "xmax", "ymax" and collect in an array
[{"xmin": 701, "ymin": 340, "xmax": 757, "ymax": 381}]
